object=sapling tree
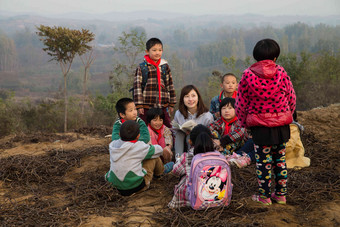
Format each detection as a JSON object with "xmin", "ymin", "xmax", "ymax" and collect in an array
[
  {"xmin": 79, "ymin": 49, "xmax": 96, "ymax": 116},
  {"xmin": 110, "ymin": 29, "xmax": 146, "ymax": 94},
  {"xmin": 36, "ymin": 25, "xmax": 94, "ymax": 132}
]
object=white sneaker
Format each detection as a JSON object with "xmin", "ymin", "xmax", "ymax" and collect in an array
[{"xmin": 230, "ymin": 154, "xmax": 251, "ymax": 168}]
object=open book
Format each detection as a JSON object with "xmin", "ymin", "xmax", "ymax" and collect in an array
[{"xmin": 171, "ymin": 120, "xmax": 198, "ymax": 133}]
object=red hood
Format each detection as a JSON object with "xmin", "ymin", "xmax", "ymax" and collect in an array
[
  {"xmin": 244, "ymin": 59, "xmax": 282, "ymax": 101},
  {"xmin": 249, "ymin": 60, "xmax": 276, "ymax": 79}
]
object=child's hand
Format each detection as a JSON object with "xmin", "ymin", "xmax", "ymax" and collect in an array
[
  {"xmin": 169, "ymin": 107, "xmax": 174, "ymax": 114},
  {"xmin": 213, "ymin": 139, "xmax": 223, "ymax": 151},
  {"xmin": 213, "ymin": 139, "xmax": 221, "ymax": 146},
  {"xmin": 138, "ymin": 108, "xmax": 144, "ymax": 115},
  {"xmin": 215, "ymin": 112, "xmax": 220, "ymax": 118}
]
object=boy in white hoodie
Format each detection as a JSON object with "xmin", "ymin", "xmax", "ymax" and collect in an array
[{"xmin": 106, "ymin": 120, "xmax": 169, "ymax": 196}]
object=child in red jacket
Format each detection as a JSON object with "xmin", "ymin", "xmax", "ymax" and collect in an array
[
  {"xmin": 235, "ymin": 39, "xmax": 296, "ymax": 205},
  {"xmin": 146, "ymin": 108, "xmax": 173, "ymax": 164}
]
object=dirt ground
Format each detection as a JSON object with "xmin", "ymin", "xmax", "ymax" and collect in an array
[{"xmin": 1, "ymin": 104, "xmax": 339, "ymax": 226}]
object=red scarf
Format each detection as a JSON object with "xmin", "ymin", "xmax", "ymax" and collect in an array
[
  {"xmin": 232, "ymin": 91, "xmax": 237, "ymax": 99},
  {"xmin": 144, "ymin": 55, "xmax": 162, "ymax": 105},
  {"xmin": 129, "ymin": 140, "xmax": 138, "ymax": 143},
  {"xmin": 219, "ymin": 90, "xmax": 237, "ymax": 102},
  {"xmin": 149, "ymin": 124, "xmax": 164, "ymax": 143},
  {"xmin": 120, "ymin": 119, "xmax": 126, "ymax": 124},
  {"xmin": 221, "ymin": 116, "xmax": 238, "ymax": 135}
]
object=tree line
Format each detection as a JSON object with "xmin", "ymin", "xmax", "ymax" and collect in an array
[{"xmin": 0, "ymin": 22, "xmax": 339, "ymax": 137}]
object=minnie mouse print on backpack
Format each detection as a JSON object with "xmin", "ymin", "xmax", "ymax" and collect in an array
[{"xmin": 188, "ymin": 151, "xmax": 232, "ymax": 210}]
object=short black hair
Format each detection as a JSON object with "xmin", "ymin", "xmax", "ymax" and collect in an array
[
  {"xmin": 219, "ymin": 97, "xmax": 235, "ymax": 114},
  {"xmin": 120, "ymin": 120, "xmax": 140, "ymax": 141},
  {"xmin": 146, "ymin": 108, "xmax": 164, "ymax": 124},
  {"xmin": 253, "ymin": 38, "xmax": 280, "ymax": 61},
  {"xmin": 146, "ymin": 38, "xmax": 163, "ymax": 51},
  {"xmin": 115, "ymin": 98, "xmax": 134, "ymax": 116},
  {"xmin": 190, "ymin": 124, "xmax": 212, "ymax": 144},
  {"xmin": 221, "ymin": 73, "xmax": 237, "ymax": 83}
]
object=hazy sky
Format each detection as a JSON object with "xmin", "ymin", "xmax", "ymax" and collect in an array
[{"xmin": 1, "ymin": 0, "xmax": 340, "ymax": 16}]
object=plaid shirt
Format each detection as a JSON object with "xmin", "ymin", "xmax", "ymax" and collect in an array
[
  {"xmin": 168, "ymin": 149, "xmax": 194, "ymax": 208},
  {"xmin": 134, "ymin": 59, "xmax": 176, "ymax": 109},
  {"xmin": 209, "ymin": 117, "xmax": 249, "ymax": 148}
]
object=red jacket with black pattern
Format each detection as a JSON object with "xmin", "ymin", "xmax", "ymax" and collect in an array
[{"xmin": 235, "ymin": 60, "xmax": 296, "ymax": 128}]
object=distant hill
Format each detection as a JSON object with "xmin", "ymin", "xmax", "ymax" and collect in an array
[
  {"xmin": 52, "ymin": 10, "xmax": 189, "ymax": 21},
  {"xmin": 0, "ymin": 10, "xmax": 339, "ymax": 35},
  {"xmin": 0, "ymin": 10, "xmax": 339, "ymax": 103}
]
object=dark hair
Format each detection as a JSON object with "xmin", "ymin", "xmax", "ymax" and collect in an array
[
  {"xmin": 221, "ymin": 73, "xmax": 237, "ymax": 83},
  {"xmin": 293, "ymin": 110, "xmax": 298, "ymax": 122},
  {"xmin": 146, "ymin": 38, "xmax": 163, "ymax": 51},
  {"xmin": 146, "ymin": 108, "xmax": 164, "ymax": 124},
  {"xmin": 115, "ymin": 98, "xmax": 134, "ymax": 116},
  {"xmin": 179, "ymin": 85, "xmax": 209, "ymax": 119},
  {"xmin": 219, "ymin": 97, "xmax": 235, "ymax": 114},
  {"xmin": 190, "ymin": 124, "xmax": 214, "ymax": 155},
  {"xmin": 253, "ymin": 38, "xmax": 280, "ymax": 61},
  {"xmin": 120, "ymin": 120, "xmax": 140, "ymax": 141}
]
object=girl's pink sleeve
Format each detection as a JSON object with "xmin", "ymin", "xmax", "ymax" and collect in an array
[
  {"xmin": 235, "ymin": 73, "xmax": 249, "ymax": 128},
  {"xmin": 286, "ymin": 76, "xmax": 296, "ymax": 114}
]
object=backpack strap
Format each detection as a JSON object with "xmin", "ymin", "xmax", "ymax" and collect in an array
[
  {"xmin": 160, "ymin": 64, "xmax": 168, "ymax": 85},
  {"xmin": 139, "ymin": 62, "xmax": 168, "ymax": 91},
  {"xmin": 201, "ymin": 152, "xmax": 220, "ymax": 157},
  {"xmin": 139, "ymin": 62, "xmax": 149, "ymax": 92}
]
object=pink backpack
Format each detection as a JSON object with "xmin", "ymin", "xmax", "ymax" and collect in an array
[{"xmin": 188, "ymin": 151, "xmax": 232, "ymax": 210}]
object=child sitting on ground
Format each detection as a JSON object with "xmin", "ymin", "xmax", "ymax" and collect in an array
[
  {"xmin": 210, "ymin": 73, "xmax": 238, "ymax": 119},
  {"xmin": 134, "ymin": 37, "xmax": 176, "ymax": 128},
  {"xmin": 111, "ymin": 98, "xmax": 150, "ymax": 143},
  {"xmin": 105, "ymin": 120, "xmax": 173, "ymax": 196},
  {"xmin": 146, "ymin": 108, "xmax": 173, "ymax": 163},
  {"xmin": 168, "ymin": 124, "xmax": 215, "ymax": 208},
  {"xmin": 209, "ymin": 97, "xmax": 255, "ymax": 168}
]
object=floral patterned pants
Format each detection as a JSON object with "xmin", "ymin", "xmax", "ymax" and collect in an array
[{"xmin": 254, "ymin": 143, "xmax": 288, "ymax": 198}]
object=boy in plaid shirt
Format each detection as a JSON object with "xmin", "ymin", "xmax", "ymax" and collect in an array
[
  {"xmin": 209, "ymin": 97, "xmax": 255, "ymax": 168},
  {"xmin": 133, "ymin": 38, "xmax": 176, "ymax": 128}
]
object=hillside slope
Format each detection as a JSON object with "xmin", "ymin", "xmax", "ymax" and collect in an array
[{"xmin": 0, "ymin": 104, "xmax": 339, "ymax": 226}]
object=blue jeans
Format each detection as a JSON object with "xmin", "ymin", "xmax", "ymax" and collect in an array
[{"xmin": 236, "ymin": 139, "xmax": 255, "ymax": 162}]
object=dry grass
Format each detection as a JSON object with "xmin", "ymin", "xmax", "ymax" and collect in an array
[{"xmin": 0, "ymin": 126, "xmax": 339, "ymax": 226}]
